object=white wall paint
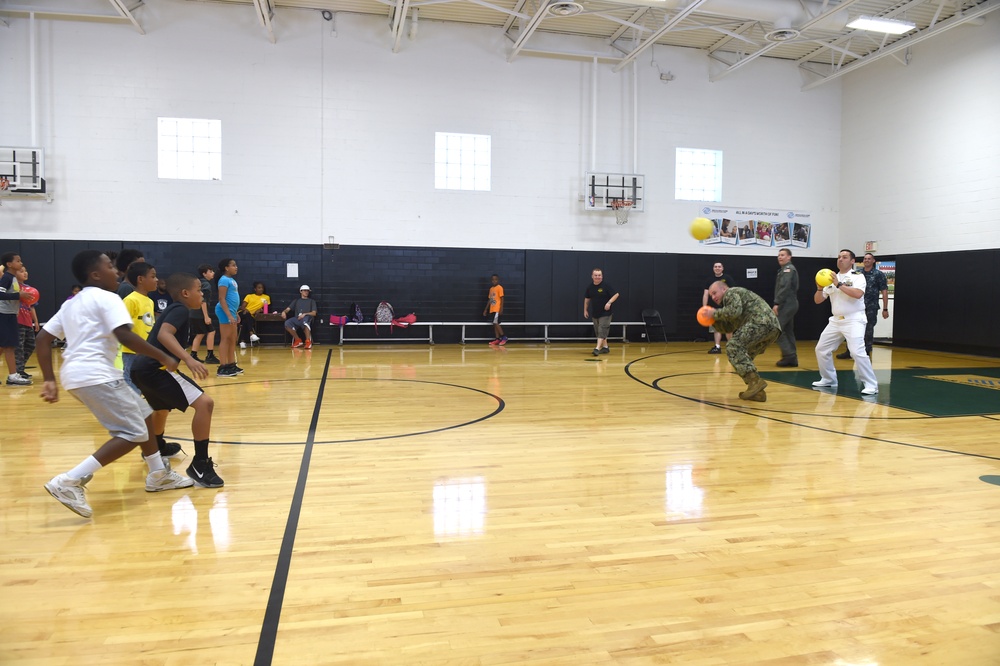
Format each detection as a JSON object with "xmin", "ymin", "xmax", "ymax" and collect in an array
[
  {"xmin": 840, "ymin": 14, "xmax": 1000, "ymax": 255},
  {"xmin": 1, "ymin": 0, "xmax": 842, "ymax": 255}
]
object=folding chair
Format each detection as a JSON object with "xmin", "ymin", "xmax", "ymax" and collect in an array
[{"xmin": 641, "ymin": 308, "xmax": 667, "ymax": 343}]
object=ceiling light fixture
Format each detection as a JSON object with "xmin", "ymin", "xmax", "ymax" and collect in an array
[
  {"xmin": 846, "ymin": 15, "xmax": 917, "ymax": 35},
  {"xmin": 547, "ymin": 1, "xmax": 583, "ymax": 16}
]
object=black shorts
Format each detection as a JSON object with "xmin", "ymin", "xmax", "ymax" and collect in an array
[
  {"xmin": 0, "ymin": 314, "xmax": 18, "ymax": 348},
  {"xmin": 130, "ymin": 365, "xmax": 204, "ymax": 412},
  {"xmin": 189, "ymin": 317, "xmax": 215, "ymax": 336}
]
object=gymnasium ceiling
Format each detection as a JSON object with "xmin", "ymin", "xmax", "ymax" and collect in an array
[{"xmin": 3, "ymin": 0, "xmax": 998, "ymax": 89}]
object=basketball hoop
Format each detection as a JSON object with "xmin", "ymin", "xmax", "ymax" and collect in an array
[{"xmin": 611, "ymin": 199, "xmax": 633, "ymax": 225}]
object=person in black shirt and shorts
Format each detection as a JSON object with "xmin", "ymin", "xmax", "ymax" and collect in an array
[
  {"xmin": 131, "ymin": 273, "xmax": 224, "ymax": 488},
  {"xmin": 583, "ymin": 268, "xmax": 619, "ymax": 357}
]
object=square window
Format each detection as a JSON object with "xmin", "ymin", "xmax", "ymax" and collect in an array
[
  {"xmin": 675, "ymin": 148, "xmax": 722, "ymax": 202},
  {"xmin": 435, "ymin": 132, "xmax": 491, "ymax": 191},
  {"xmin": 158, "ymin": 117, "xmax": 222, "ymax": 181}
]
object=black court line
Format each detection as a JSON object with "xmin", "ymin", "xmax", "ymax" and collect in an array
[
  {"xmin": 624, "ymin": 353, "xmax": 1000, "ymax": 463},
  {"xmin": 254, "ymin": 349, "xmax": 333, "ymax": 666}
]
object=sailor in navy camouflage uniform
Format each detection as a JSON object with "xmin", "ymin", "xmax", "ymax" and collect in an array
[{"xmin": 706, "ymin": 282, "xmax": 781, "ymax": 402}]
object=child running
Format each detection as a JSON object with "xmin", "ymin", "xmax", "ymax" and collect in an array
[
  {"xmin": 130, "ymin": 273, "xmax": 224, "ymax": 488},
  {"xmin": 37, "ymin": 251, "xmax": 193, "ymax": 519}
]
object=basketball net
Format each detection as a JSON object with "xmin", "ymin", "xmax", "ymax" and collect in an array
[{"xmin": 611, "ymin": 199, "xmax": 633, "ymax": 225}]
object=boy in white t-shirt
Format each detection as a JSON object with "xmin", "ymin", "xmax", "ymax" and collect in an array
[{"xmin": 36, "ymin": 250, "xmax": 194, "ymax": 519}]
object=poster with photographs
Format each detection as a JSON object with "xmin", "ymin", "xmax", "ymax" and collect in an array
[{"xmin": 696, "ymin": 206, "xmax": 812, "ymax": 249}]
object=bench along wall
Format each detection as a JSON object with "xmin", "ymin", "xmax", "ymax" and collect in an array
[{"xmin": 4, "ymin": 239, "xmax": 852, "ymax": 346}]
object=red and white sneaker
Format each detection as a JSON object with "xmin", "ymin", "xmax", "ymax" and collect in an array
[
  {"xmin": 488, "ymin": 339, "xmax": 500, "ymax": 346},
  {"xmin": 304, "ymin": 340, "xmax": 313, "ymax": 350},
  {"xmin": 291, "ymin": 339, "xmax": 304, "ymax": 349}
]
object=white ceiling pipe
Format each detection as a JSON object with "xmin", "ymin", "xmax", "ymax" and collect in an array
[{"xmin": 620, "ymin": 0, "xmax": 848, "ymax": 31}]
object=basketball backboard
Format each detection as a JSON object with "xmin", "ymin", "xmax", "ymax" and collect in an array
[
  {"xmin": 584, "ymin": 172, "xmax": 644, "ymax": 212},
  {"xmin": 0, "ymin": 148, "xmax": 46, "ymax": 192}
]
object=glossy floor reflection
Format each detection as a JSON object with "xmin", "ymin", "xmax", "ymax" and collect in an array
[{"xmin": 3, "ymin": 342, "xmax": 1000, "ymax": 664}]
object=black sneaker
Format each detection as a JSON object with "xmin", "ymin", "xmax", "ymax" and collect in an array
[
  {"xmin": 836, "ymin": 351, "xmax": 852, "ymax": 360},
  {"xmin": 187, "ymin": 457, "xmax": 224, "ymax": 488},
  {"xmin": 600, "ymin": 346, "xmax": 610, "ymax": 354},
  {"xmin": 232, "ymin": 364, "xmax": 245, "ymax": 375},
  {"xmin": 159, "ymin": 441, "xmax": 185, "ymax": 458},
  {"xmin": 217, "ymin": 364, "xmax": 238, "ymax": 378},
  {"xmin": 190, "ymin": 351, "xmax": 201, "ymax": 362},
  {"xmin": 19, "ymin": 371, "xmax": 31, "ymax": 379},
  {"xmin": 708, "ymin": 346, "xmax": 722, "ymax": 354},
  {"xmin": 204, "ymin": 353, "xmax": 221, "ymax": 365}
]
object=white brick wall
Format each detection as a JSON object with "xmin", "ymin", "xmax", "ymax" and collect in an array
[
  {"xmin": 840, "ymin": 15, "xmax": 1000, "ymax": 255},
  {"xmin": 1, "ymin": 0, "xmax": 842, "ymax": 255}
]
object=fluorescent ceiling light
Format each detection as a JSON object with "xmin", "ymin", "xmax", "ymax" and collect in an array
[{"xmin": 847, "ymin": 15, "xmax": 917, "ymax": 35}]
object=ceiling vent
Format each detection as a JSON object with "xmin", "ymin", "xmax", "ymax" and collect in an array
[
  {"xmin": 547, "ymin": 1, "xmax": 584, "ymax": 17},
  {"xmin": 765, "ymin": 27, "xmax": 800, "ymax": 41}
]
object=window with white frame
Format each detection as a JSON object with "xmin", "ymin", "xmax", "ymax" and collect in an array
[
  {"xmin": 157, "ymin": 118, "xmax": 222, "ymax": 181},
  {"xmin": 435, "ymin": 132, "xmax": 491, "ymax": 191},
  {"xmin": 675, "ymin": 148, "xmax": 723, "ymax": 202}
]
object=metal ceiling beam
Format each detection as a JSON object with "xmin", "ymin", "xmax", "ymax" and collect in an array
[
  {"xmin": 795, "ymin": 0, "xmax": 926, "ymax": 66},
  {"xmin": 612, "ymin": 0, "xmax": 710, "ymax": 73},
  {"xmin": 251, "ymin": 0, "xmax": 275, "ymax": 43},
  {"xmin": 508, "ymin": 1, "xmax": 554, "ymax": 62},
  {"xmin": 106, "ymin": 0, "xmax": 144, "ymax": 34},
  {"xmin": 502, "ymin": 0, "xmax": 528, "ymax": 33},
  {"xmin": 800, "ymin": 0, "xmax": 1000, "ymax": 90},
  {"xmin": 390, "ymin": 0, "xmax": 413, "ymax": 52},
  {"xmin": 710, "ymin": 0, "xmax": 865, "ymax": 81}
]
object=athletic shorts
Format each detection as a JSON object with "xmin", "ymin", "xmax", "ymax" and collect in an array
[
  {"xmin": 130, "ymin": 366, "xmax": 204, "ymax": 412},
  {"xmin": 0, "ymin": 313, "xmax": 18, "ymax": 348},
  {"xmin": 284, "ymin": 314, "xmax": 314, "ymax": 332},
  {"xmin": 592, "ymin": 315, "xmax": 613, "ymax": 339},
  {"xmin": 215, "ymin": 303, "xmax": 237, "ymax": 325},
  {"xmin": 487, "ymin": 312, "xmax": 501, "ymax": 325},
  {"xmin": 189, "ymin": 317, "xmax": 215, "ymax": 336},
  {"xmin": 69, "ymin": 379, "xmax": 152, "ymax": 442}
]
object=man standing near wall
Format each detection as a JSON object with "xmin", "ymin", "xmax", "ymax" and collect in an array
[
  {"xmin": 583, "ymin": 268, "xmax": 618, "ymax": 357},
  {"xmin": 702, "ymin": 261, "xmax": 735, "ymax": 354},
  {"xmin": 836, "ymin": 252, "xmax": 889, "ymax": 360},
  {"xmin": 773, "ymin": 248, "xmax": 799, "ymax": 367}
]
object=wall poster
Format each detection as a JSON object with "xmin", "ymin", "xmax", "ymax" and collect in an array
[{"xmin": 696, "ymin": 206, "xmax": 812, "ymax": 249}]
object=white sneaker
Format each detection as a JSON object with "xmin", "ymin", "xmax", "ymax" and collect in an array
[
  {"xmin": 249, "ymin": 333, "xmax": 260, "ymax": 343},
  {"xmin": 145, "ymin": 468, "xmax": 195, "ymax": 492},
  {"xmin": 239, "ymin": 341, "xmax": 247, "ymax": 349},
  {"xmin": 44, "ymin": 474, "xmax": 93, "ymax": 518},
  {"xmin": 861, "ymin": 385, "xmax": 879, "ymax": 395},
  {"xmin": 6, "ymin": 373, "xmax": 31, "ymax": 386},
  {"xmin": 812, "ymin": 379, "xmax": 838, "ymax": 388}
]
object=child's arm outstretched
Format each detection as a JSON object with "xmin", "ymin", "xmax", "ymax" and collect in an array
[
  {"xmin": 155, "ymin": 322, "xmax": 208, "ymax": 380},
  {"xmin": 114, "ymin": 325, "xmax": 179, "ymax": 373}
]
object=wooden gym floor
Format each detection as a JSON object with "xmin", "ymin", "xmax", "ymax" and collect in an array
[{"xmin": 2, "ymin": 341, "xmax": 1000, "ymax": 665}]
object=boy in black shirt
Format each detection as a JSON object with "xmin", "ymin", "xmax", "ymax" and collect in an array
[{"xmin": 131, "ymin": 273, "xmax": 224, "ymax": 488}]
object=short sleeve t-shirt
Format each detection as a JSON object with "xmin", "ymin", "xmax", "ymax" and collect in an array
[
  {"xmin": 585, "ymin": 281, "xmax": 616, "ymax": 316},
  {"xmin": 288, "ymin": 298, "xmax": 317, "ymax": 317},
  {"xmin": 149, "ymin": 290, "xmax": 173, "ymax": 316},
  {"xmin": 487, "ymin": 285, "xmax": 504, "ymax": 313},
  {"xmin": 217, "ymin": 275, "xmax": 239, "ymax": 317},
  {"xmin": 122, "ymin": 291, "xmax": 155, "ymax": 355},
  {"xmin": 42, "ymin": 285, "xmax": 133, "ymax": 390},
  {"xmin": 134, "ymin": 302, "xmax": 190, "ymax": 372}
]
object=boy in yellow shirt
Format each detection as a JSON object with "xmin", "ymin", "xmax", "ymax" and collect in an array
[{"xmin": 122, "ymin": 261, "xmax": 182, "ymax": 459}]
